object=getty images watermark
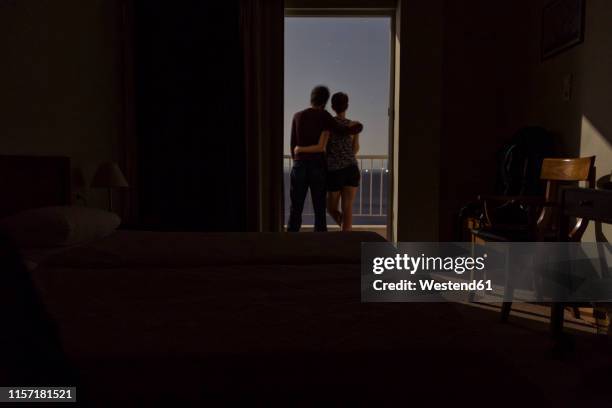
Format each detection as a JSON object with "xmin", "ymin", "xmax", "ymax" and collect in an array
[{"xmin": 361, "ymin": 242, "xmax": 612, "ymax": 303}]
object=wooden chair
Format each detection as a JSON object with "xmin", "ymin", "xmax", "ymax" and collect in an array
[
  {"xmin": 473, "ymin": 156, "xmax": 596, "ymax": 243},
  {"xmin": 471, "ymin": 157, "xmax": 596, "ymax": 322}
]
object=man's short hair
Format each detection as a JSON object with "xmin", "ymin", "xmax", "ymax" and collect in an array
[
  {"xmin": 310, "ymin": 85, "xmax": 330, "ymax": 107},
  {"xmin": 331, "ymin": 92, "xmax": 349, "ymax": 114}
]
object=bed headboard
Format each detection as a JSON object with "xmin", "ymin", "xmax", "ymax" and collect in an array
[{"xmin": 0, "ymin": 155, "xmax": 71, "ymax": 218}]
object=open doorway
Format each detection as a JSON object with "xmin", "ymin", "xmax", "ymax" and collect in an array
[{"xmin": 283, "ymin": 12, "xmax": 394, "ymax": 238}]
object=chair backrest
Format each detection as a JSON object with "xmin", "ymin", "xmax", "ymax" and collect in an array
[
  {"xmin": 495, "ymin": 126, "xmax": 554, "ymax": 196},
  {"xmin": 538, "ymin": 156, "xmax": 596, "ymax": 241},
  {"xmin": 540, "ymin": 157, "xmax": 595, "ymax": 182}
]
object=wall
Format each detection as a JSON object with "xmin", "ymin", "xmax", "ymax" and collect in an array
[
  {"xmin": 525, "ymin": 0, "xmax": 612, "ymax": 241},
  {"xmin": 435, "ymin": 0, "xmax": 612, "ymax": 241},
  {"xmin": 393, "ymin": 0, "xmax": 444, "ymax": 241},
  {"xmin": 395, "ymin": 0, "xmax": 534, "ymax": 241},
  {"xmin": 439, "ymin": 0, "xmax": 534, "ymax": 241},
  {"xmin": 0, "ymin": 0, "xmax": 122, "ymax": 208}
]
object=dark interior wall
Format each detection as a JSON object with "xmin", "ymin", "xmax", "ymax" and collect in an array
[
  {"xmin": 134, "ymin": 0, "xmax": 246, "ymax": 231},
  {"xmin": 525, "ymin": 0, "xmax": 612, "ymax": 241},
  {"xmin": 395, "ymin": 0, "xmax": 538, "ymax": 242},
  {"xmin": 0, "ymin": 0, "xmax": 122, "ymax": 208},
  {"xmin": 438, "ymin": 0, "xmax": 534, "ymax": 240},
  {"xmin": 394, "ymin": 0, "xmax": 444, "ymax": 242},
  {"xmin": 436, "ymin": 0, "xmax": 612, "ymax": 240},
  {"xmin": 523, "ymin": 0, "xmax": 584, "ymax": 156},
  {"xmin": 524, "ymin": 0, "xmax": 612, "ymax": 161}
]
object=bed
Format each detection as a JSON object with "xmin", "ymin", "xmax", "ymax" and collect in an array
[
  {"xmin": 0, "ymin": 155, "xmax": 558, "ymax": 406},
  {"xmin": 0, "ymin": 155, "xmax": 390, "ymax": 401}
]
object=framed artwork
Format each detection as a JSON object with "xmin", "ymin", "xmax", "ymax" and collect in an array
[{"xmin": 541, "ymin": 0, "xmax": 585, "ymax": 60}]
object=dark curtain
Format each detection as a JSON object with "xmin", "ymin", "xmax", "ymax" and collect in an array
[
  {"xmin": 240, "ymin": 0, "xmax": 285, "ymax": 232},
  {"xmin": 130, "ymin": 0, "xmax": 284, "ymax": 231},
  {"xmin": 116, "ymin": 0, "xmax": 138, "ymax": 225},
  {"xmin": 133, "ymin": 0, "xmax": 247, "ymax": 231}
]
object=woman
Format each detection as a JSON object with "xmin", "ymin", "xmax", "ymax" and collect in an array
[{"xmin": 294, "ymin": 92, "xmax": 360, "ymax": 231}]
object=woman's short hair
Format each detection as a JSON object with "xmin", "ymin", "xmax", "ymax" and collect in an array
[{"xmin": 331, "ymin": 92, "xmax": 349, "ymax": 114}]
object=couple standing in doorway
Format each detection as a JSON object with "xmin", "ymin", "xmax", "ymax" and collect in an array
[{"xmin": 288, "ymin": 85, "xmax": 363, "ymax": 232}]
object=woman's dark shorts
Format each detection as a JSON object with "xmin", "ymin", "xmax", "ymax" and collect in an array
[{"xmin": 326, "ymin": 164, "xmax": 360, "ymax": 192}]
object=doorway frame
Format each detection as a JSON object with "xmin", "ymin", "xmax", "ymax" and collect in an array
[{"xmin": 283, "ymin": 7, "xmax": 397, "ymax": 241}]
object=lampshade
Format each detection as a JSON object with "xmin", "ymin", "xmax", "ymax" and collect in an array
[{"xmin": 91, "ymin": 162, "xmax": 129, "ymax": 188}]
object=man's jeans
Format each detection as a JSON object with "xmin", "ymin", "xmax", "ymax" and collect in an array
[{"xmin": 287, "ymin": 160, "xmax": 327, "ymax": 232}]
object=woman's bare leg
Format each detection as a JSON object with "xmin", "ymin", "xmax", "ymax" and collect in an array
[
  {"xmin": 340, "ymin": 187, "xmax": 357, "ymax": 231},
  {"xmin": 327, "ymin": 191, "xmax": 342, "ymax": 226}
]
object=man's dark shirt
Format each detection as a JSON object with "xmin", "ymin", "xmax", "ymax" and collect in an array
[{"xmin": 290, "ymin": 108, "xmax": 363, "ymax": 161}]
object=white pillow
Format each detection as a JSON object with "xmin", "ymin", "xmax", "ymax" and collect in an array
[{"xmin": 0, "ymin": 206, "xmax": 121, "ymax": 248}]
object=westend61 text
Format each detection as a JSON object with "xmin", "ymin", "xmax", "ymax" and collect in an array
[{"xmin": 372, "ymin": 279, "xmax": 493, "ymax": 292}]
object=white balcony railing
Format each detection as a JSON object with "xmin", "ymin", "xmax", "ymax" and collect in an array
[{"xmin": 283, "ymin": 155, "xmax": 389, "ymax": 225}]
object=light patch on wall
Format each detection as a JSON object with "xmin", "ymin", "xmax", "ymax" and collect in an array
[{"xmin": 579, "ymin": 115, "xmax": 612, "ymax": 242}]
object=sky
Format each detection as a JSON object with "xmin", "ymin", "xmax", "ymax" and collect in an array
[{"xmin": 284, "ymin": 17, "xmax": 392, "ymax": 156}]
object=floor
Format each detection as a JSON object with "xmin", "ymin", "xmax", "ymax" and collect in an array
[
  {"xmin": 472, "ymin": 301, "xmax": 609, "ymax": 335},
  {"xmin": 299, "ymin": 225, "xmax": 388, "ymax": 239}
]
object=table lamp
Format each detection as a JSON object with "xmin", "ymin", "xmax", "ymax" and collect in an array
[{"xmin": 91, "ymin": 162, "xmax": 129, "ymax": 212}]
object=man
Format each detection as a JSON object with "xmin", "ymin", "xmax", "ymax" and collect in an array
[{"xmin": 288, "ymin": 85, "xmax": 363, "ymax": 232}]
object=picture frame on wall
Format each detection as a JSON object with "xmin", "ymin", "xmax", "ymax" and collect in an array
[{"xmin": 541, "ymin": 0, "xmax": 585, "ymax": 60}]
